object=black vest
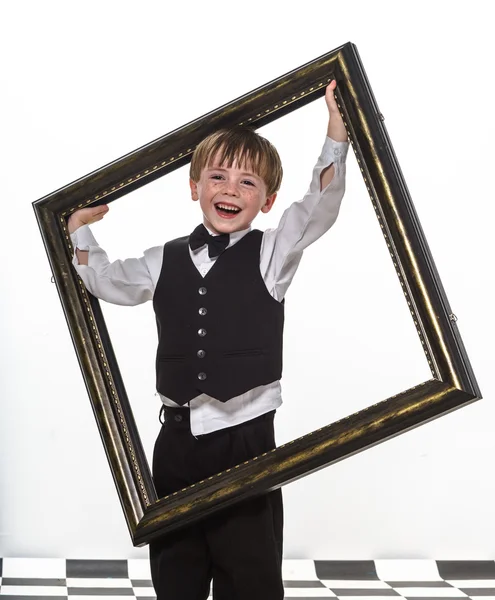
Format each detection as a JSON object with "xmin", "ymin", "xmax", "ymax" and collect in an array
[{"xmin": 153, "ymin": 229, "xmax": 284, "ymax": 405}]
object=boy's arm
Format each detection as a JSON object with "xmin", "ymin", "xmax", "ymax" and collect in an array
[
  {"xmin": 68, "ymin": 207, "xmax": 159, "ymax": 306},
  {"xmin": 261, "ymin": 81, "xmax": 349, "ymax": 301},
  {"xmin": 320, "ymin": 80, "xmax": 348, "ymax": 189}
]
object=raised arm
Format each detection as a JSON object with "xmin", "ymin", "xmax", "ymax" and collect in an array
[
  {"xmin": 261, "ymin": 80, "xmax": 349, "ymax": 301},
  {"xmin": 320, "ymin": 79, "xmax": 349, "ymax": 189},
  {"xmin": 68, "ymin": 206, "xmax": 160, "ymax": 306}
]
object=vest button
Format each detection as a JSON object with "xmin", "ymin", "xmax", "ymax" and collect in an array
[
  {"xmin": 198, "ymin": 287, "xmax": 207, "ymax": 295},
  {"xmin": 197, "ymin": 349, "xmax": 206, "ymax": 358},
  {"xmin": 198, "ymin": 328, "xmax": 207, "ymax": 337},
  {"xmin": 198, "ymin": 372, "xmax": 207, "ymax": 380},
  {"xmin": 174, "ymin": 414, "xmax": 183, "ymax": 422},
  {"xmin": 199, "ymin": 307, "xmax": 207, "ymax": 316}
]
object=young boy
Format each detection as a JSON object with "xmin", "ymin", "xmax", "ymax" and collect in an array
[{"xmin": 68, "ymin": 80, "xmax": 348, "ymax": 600}]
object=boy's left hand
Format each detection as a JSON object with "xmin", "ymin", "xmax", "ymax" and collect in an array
[{"xmin": 325, "ymin": 80, "xmax": 348, "ymax": 143}]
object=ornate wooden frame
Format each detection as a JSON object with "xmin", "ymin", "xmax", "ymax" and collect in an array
[{"xmin": 33, "ymin": 42, "xmax": 481, "ymax": 546}]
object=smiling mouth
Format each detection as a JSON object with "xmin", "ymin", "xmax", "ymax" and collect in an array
[{"xmin": 215, "ymin": 203, "xmax": 242, "ymax": 217}]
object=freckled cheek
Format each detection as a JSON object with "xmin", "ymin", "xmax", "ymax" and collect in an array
[{"xmin": 203, "ymin": 184, "xmax": 218, "ymax": 196}]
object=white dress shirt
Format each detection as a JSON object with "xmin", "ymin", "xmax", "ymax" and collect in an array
[{"xmin": 71, "ymin": 136, "xmax": 348, "ymax": 435}]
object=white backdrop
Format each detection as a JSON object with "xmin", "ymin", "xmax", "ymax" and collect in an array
[{"xmin": 1, "ymin": 0, "xmax": 493, "ymax": 559}]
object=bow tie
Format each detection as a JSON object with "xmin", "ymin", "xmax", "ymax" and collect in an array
[{"xmin": 189, "ymin": 224, "xmax": 230, "ymax": 258}]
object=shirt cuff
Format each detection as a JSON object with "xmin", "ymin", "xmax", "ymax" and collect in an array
[
  {"xmin": 70, "ymin": 224, "xmax": 98, "ymax": 252},
  {"xmin": 320, "ymin": 136, "xmax": 349, "ymax": 164}
]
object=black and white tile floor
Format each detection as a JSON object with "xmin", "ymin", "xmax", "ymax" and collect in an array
[{"xmin": 1, "ymin": 559, "xmax": 495, "ymax": 599}]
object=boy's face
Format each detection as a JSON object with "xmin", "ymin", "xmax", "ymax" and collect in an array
[{"xmin": 189, "ymin": 153, "xmax": 277, "ymax": 235}]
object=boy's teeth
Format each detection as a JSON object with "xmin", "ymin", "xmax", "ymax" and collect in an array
[{"xmin": 217, "ymin": 204, "xmax": 240, "ymax": 213}]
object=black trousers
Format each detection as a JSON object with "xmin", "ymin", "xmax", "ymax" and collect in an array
[{"xmin": 150, "ymin": 406, "xmax": 284, "ymax": 600}]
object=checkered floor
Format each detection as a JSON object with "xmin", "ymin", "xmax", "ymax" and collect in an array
[{"xmin": 1, "ymin": 559, "xmax": 495, "ymax": 599}]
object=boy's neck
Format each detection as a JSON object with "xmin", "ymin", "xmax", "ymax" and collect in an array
[{"xmin": 203, "ymin": 222, "xmax": 252, "ymax": 238}]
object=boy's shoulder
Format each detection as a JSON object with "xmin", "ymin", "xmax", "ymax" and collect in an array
[{"xmin": 165, "ymin": 234, "xmax": 190, "ymax": 247}]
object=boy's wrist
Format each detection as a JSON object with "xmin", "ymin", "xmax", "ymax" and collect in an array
[
  {"xmin": 326, "ymin": 120, "xmax": 348, "ymax": 143},
  {"xmin": 67, "ymin": 215, "xmax": 83, "ymax": 234}
]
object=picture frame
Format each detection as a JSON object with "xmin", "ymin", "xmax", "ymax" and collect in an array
[{"xmin": 33, "ymin": 41, "xmax": 481, "ymax": 546}]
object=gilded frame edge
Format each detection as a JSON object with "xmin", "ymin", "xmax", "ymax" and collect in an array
[{"xmin": 32, "ymin": 42, "xmax": 481, "ymax": 546}]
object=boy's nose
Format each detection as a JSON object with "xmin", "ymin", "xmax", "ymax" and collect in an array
[{"xmin": 224, "ymin": 182, "xmax": 239, "ymax": 196}]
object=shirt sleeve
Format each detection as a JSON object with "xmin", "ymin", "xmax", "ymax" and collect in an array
[
  {"xmin": 70, "ymin": 225, "xmax": 163, "ymax": 306},
  {"xmin": 260, "ymin": 136, "xmax": 349, "ymax": 302}
]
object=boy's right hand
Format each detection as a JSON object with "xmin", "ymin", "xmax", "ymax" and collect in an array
[
  {"xmin": 325, "ymin": 80, "xmax": 348, "ymax": 143},
  {"xmin": 68, "ymin": 205, "xmax": 109, "ymax": 234}
]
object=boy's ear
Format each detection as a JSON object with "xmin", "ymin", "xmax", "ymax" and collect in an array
[
  {"xmin": 261, "ymin": 193, "xmax": 277, "ymax": 214},
  {"xmin": 190, "ymin": 178, "xmax": 199, "ymax": 201}
]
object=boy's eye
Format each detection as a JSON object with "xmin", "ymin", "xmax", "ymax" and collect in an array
[
  {"xmin": 242, "ymin": 180, "xmax": 255, "ymax": 186},
  {"xmin": 211, "ymin": 174, "xmax": 224, "ymax": 180}
]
